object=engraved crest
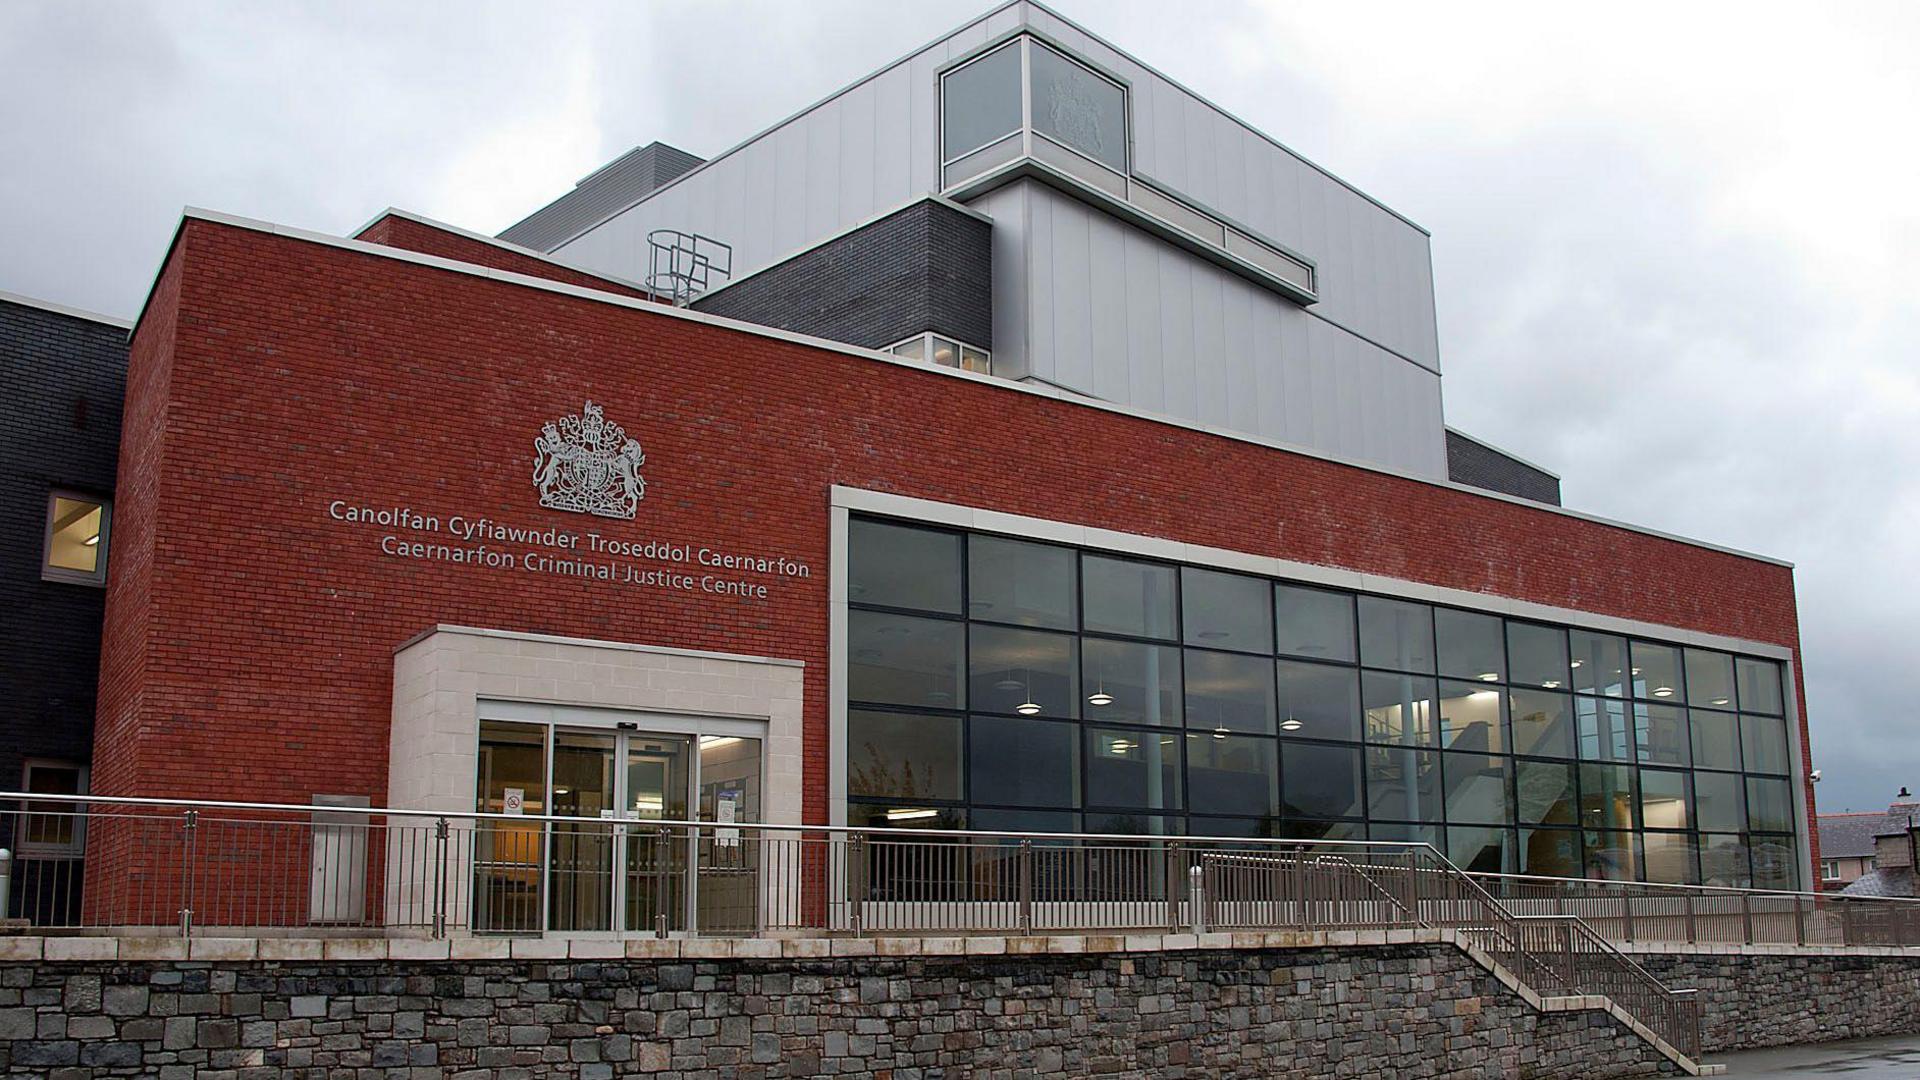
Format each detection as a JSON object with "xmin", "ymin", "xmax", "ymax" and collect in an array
[{"xmin": 534, "ymin": 401, "xmax": 645, "ymax": 519}]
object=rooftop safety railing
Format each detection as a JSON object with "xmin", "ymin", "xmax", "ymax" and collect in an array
[{"xmin": 0, "ymin": 794, "xmax": 1786, "ymax": 1059}]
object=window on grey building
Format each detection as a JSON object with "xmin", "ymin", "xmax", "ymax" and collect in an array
[
  {"xmin": 940, "ymin": 39, "xmax": 1023, "ymax": 163},
  {"xmin": 42, "ymin": 491, "xmax": 110, "ymax": 586},
  {"xmin": 886, "ymin": 333, "xmax": 991, "ymax": 375},
  {"xmin": 1028, "ymin": 40, "xmax": 1128, "ymax": 173}
]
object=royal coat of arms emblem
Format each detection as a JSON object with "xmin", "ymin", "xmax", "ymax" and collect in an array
[{"xmin": 533, "ymin": 401, "xmax": 646, "ymax": 519}]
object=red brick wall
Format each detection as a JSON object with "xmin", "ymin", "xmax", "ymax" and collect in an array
[
  {"xmin": 354, "ymin": 212, "xmax": 652, "ymax": 300},
  {"xmin": 102, "ymin": 217, "xmax": 1814, "ymax": 872}
]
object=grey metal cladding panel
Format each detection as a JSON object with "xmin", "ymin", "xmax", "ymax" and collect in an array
[
  {"xmin": 498, "ymin": 142, "xmax": 704, "ymax": 252},
  {"xmin": 1447, "ymin": 431, "xmax": 1563, "ymax": 506},
  {"xmin": 967, "ymin": 183, "xmax": 1031, "ymax": 380},
  {"xmin": 1017, "ymin": 3, "xmax": 1439, "ymax": 369},
  {"xmin": 1015, "ymin": 181, "xmax": 1444, "ymax": 477}
]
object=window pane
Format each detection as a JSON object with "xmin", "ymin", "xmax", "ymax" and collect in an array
[
  {"xmin": 971, "ymin": 808, "xmax": 1078, "ymax": 834},
  {"xmin": 1689, "ymin": 710, "xmax": 1741, "ymax": 770},
  {"xmin": 930, "ymin": 336, "xmax": 960, "ymax": 368},
  {"xmin": 1569, "ymin": 631, "xmax": 1628, "ymax": 697},
  {"xmin": 1370, "ymin": 822, "xmax": 1442, "ymax": 848},
  {"xmin": 1747, "ymin": 776, "xmax": 1796, "ymax": 833},
  {"xmin": 1184, "ymin": 732, "xmax": 1278, "ymax": 817},
  {"xmin": 959, "ymin": 345, "xmax": 991, "ymax": 375},
  {"xmin": 849, "ymin": 611, "xmax": 964, "ymax": 709},
  {"xmin": 1435, "ymin": 608, "xmax": 1505, "ymax": 683},
  {"xmin": 1508, "ymin": 622, "xmax": 1569, "ymax": 690},
  {"xmin": 1578, "ymin": 763, "xmax": 1636, "ymax": 830},
  {"xmin": 1509, "ymin": 689, "xmax": 1574, "ymax": 758},
  {"xmin": 1190, "ymin": 815, "xmax": 1282, "ymax": 839},
  {"xmin": 1439, "ymin": 681, "xmax": 1507, "ymax": 753},
  {"xmin": 1086, "ymin": 812, "xmax": 1181, "ymax": 836},
  {"xmin": 1275, "ymin": 584, "xmax": 1355, "ymax": 662},
  {"xmin": 1366, "ymin": 746, "xmax": 1442, "ymax": 822},
  {"xmin": 1750, "ymin": 835, "xmax": 1800, "ymax": 891},
  {"xmin": 849, "ymin": 520, "xmax": 960, "ymax": 612},
  {"xmin": 1275, "ymin": 659, "xmax": 1360, "ymax": 741},
  {"xmin": 1514, "ymin": 760, "xmax": 1577, "ymax": 825},
  {"xmin": 1575, "ymin": 696, "xmax": 1633, "ymax": 762},
  {"xmin": 1082, "ymin": 637, "xmax": 1181, "ymax": 725},
  {"xmin": 941, "ymin": 41, "xmax": 1022, "ymax": 159},
  {"xmin": 970, "ymin": 624, "xmax": 1077, "ymax": 718},
  {"xmin": 891, "ymin": 336, "xmax": 926, "ymax": 361},
  {"xmin": 969, "ymin": 536, "xmax": 1076, "ymax": 629},
  {"xmin": 848, "ymin": 710, "xmax": 964, "ymax": 801},
  {"xmin": 968, "ymin": 716, "xmax": 1077, "ymax": 807},
  {"xmin": 1630, "ymin": 641, "xmax": 1685, "ymax": 703},
  {"xmin": 1634, "ymin": 703, "xmax": 1690, "ymax": 767},
  {"xmin": 1741, "ymin": 714, "xmax": 1791, "ymax": 774},
  {"xmin": 1694, "ymin": 772, "xmax": 1747, "ymax": 832},
  {"xmin": 1639, "ymin": 768, "xmax": 1693, "ymax": 831},
  {"xmin": 1082, "ymin": 554, "xmax": 1177, "ymax": 640},
  {"xmin": 1443, "ymin": 752, "xmax": 1511, "ymax": 825},
  {"xmin": 1685, "ymin": 648, "xmax": 1737, "ymax": 709},
  {"xmin": 849, "ymin": 803, "xmax": 965, "ymax": 830},
  {"xmin": 1642, "ymin": 832, "xmax": 1699, "ymax": 885},
  {"xmin": 1363, "ymin": 671, "xmax": 1437, "ymax": 746},
  {"xmin": 1084, "ymin": 728, "xmax": 1181, "ymax": 810},
  {"xmin": 1281, "ymin": 818, "xmax": 1367, "ymax": 841},
  {"xmin": 1582, "ymin": 830, "xmax": 1638, "ymax": 881},
  {"xmin": 1029, "ymin": 41, "xmax": 1127, "ymax": 171},
  {"xmin": 1182, "ymin": 568, "xmax": 1273, "ymax": 653},
  {"xmin": 1281, "ymin": 741, "xmax": 1364, "ymax": 819},
  {"xmin": 1184, "ymin": 649, "xmax": 1276, "ymax": 734},
  {"xmin": 1448, "ymin": 826, "xmax": 1516, "ymax": 874},
  {"xmin": 46, "ymin": 496, "xmax": 105, "ymax": 574},
  {"xmin": 1737, "ymin": 657, "xmax": 1785, "ymax": 715},
  {"xmin": 1518, "ymin": 828, "xmax": 1581, "ymax": 878},
  {"xmin": 1699, "ymin": 833, "xmax": 1751, "ymax": 888},
  {"xmin": 1359, "ymin": 597, "xmax": 1434, "ymax": 673}
]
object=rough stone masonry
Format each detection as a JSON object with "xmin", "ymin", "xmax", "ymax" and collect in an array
[{"xmin": 0, "ymin": 944, "xmax": 1681, "ymax": 1079}]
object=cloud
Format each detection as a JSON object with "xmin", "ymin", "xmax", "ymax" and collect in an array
[{"xmin": 1, "ymin": 0, "xmax": 1913, "ymax": 809}]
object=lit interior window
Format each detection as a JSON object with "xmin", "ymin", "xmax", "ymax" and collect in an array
[{"xmin": 44, "ymin": 494, "xmax": 109, "ymax": 583}]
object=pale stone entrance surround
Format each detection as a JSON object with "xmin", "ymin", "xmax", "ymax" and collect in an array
[{"xmin": 385, "ymin": 624, "xmax": 805, "ymax": 928}]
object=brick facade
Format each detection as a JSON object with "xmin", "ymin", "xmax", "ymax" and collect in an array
[
  {"xmin": 0, "ymin": 298, "xmax": 126, "ymax": 796},
  {"xmin": 96, "ymin": 216, "xmax": 1813, "ymax": 871}
]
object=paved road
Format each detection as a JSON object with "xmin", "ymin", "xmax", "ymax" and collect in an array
[{"xmin": 1716, "ymin": 1034, "xmax": 1920, "ymax": 1078}]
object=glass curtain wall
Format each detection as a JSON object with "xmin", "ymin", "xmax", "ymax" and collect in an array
[{"xmin": 846, "ymin": 517, "xmax": 1802, "ymax": 888}]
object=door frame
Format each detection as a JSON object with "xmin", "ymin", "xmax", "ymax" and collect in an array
[{"xmin": 477, "ymin": 701, "xmax": 768, "ymax": 935}]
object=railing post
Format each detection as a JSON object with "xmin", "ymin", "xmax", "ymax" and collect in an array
[
  {"xmin": 1162, "ymin": 842, "xmax": 1183, "ymax": 932},
  {"xmin": 1792, "ymin": 891, "xmax": 1806, "ymax": 945},
  {"xmin": 0, "ymin": 848, "xmax": 10, "ymax": 922},
  {"xmin": 1016, "ymin": 840, "xmax": 1033, "ymax": 934},
  {"xmin": 1683, "ymin": 889, "xmax": 1696, "ymax": 945},
  {"xmin": 846, "ymin": 834, "xmax": 865, "ymax": 935},
  {"xmin": 177, "ymin": 809, "xmax": 198, "ymax": 939},
  {"xmin": 431, "ymin": 817, "xmax": 449, "ymax": 939},
  {"xmin": 1188, "ymin": 863, "xmax": 1206, "ymax": 935},
  {"xmin": 1841, "ymin": 897, "xmax": 1855, "ymax": 946},
  {"xmin": 1741, "ymin": 890, "xmax": 1754, "ymax": 944},
  {"xmin": 654, "ymin": 826, "xmax": 671, "ymax": 939},
  {"xmin": 685, "ymin": 824, "xmax": 701, "ymax": 938}
]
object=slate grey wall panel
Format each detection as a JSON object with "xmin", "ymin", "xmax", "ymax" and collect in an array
[{"xmin": 1447, "ymin": 431, "xmax": 1563, "ymax": 506}]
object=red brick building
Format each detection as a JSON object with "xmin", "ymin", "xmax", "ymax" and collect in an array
[{"xmin": 86, "ymin": 206, "xmax": 1813, "ymax": 930}]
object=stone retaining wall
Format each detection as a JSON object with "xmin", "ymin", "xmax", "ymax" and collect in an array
[
  {"xmin": 1629, "ymin": 947, "xmax": 1920, "ymax": 1054},
  {"xmin": 0, "ymin": 942, "xmax": 1680, "ymax": 1079}
]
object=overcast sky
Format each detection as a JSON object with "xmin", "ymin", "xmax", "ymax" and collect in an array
[{"xmin": 4, "ymin": 1, "xmax": 1916, "ymax": 812}]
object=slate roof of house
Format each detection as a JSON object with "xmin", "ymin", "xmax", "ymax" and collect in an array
[
  {"xmin": 1819, "ymin": 803, "xmax": 1920, "ymax": 859},
  {"xmin": 1842, "ymin": 867, "xmax": 1916, "ymax": 898}
]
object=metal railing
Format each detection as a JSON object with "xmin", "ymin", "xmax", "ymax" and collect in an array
[
  {"xmin": 0, "ymin": 793, "xmax": 1720, "ymax": 1059},
  {"xmin": 1465, "ymin": 871, "xmax": 1920, "ymax": 950}
]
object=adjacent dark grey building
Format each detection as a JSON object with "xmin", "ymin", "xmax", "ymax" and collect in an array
[{"xmin": 0, "ymin": 290, "xmax": 128, "ymax": 919}]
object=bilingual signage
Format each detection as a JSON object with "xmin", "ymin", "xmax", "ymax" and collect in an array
[{"xmin": 321, "ymin": 398, "xmax": 810, "ymax": 600}]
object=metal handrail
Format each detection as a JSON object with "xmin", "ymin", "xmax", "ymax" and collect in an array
[{"xmin": 1467, "ymin": 868, "xmax": 1920, "ymax": 907}]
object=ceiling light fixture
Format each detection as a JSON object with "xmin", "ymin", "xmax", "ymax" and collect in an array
[
  {"xmin": 1016, "ymin": 701, "xmax": 1042, "ymax": 716},
  {"xmin": 83, "ymin": 534, "xmax": 100, "ymax": 547},
  {"xmin": 885, "ymin": 807, "xmax": 939, "ymax": 822},
  {"xmin": 1478, "ymin": 672, "xmax": 1500, "ymax": 683},
  {"xmin": 1279, "ymin": 718, "xmax": 1304, "ymax": 732},
  {"xmin": 1711, "ymin": 697, "xmax": 1730, "ymax": 706},
  {"xmin": 1652, "ymin": 687, "xmax": 1674, "ymax": 698}
]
